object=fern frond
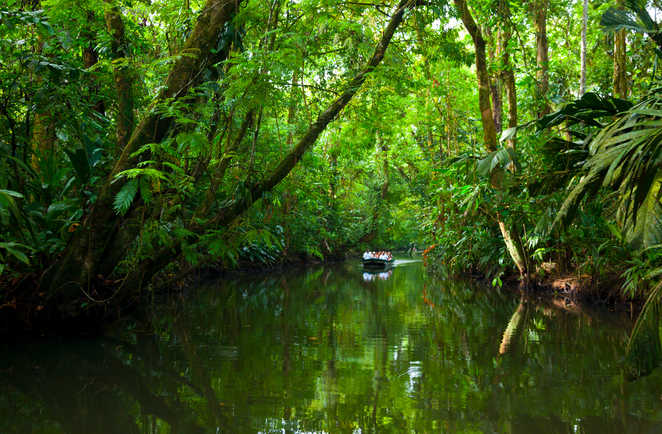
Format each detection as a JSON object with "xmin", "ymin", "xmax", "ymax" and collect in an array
[{"xmin": 113, "ymin": 179, "xmax": 139, "ymax": 216}]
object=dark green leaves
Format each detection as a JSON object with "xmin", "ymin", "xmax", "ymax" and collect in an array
[{"xmin": 536, "ymin": 92, "xmax": 632, "ymax": 131}]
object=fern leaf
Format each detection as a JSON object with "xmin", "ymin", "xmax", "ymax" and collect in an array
[{"xmin": 113, "ymin": 179, "xmax": 139, "ymax": 215}]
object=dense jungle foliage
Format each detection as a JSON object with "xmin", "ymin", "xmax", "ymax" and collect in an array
[{"xmin": 1, "ymin": 0, "xmax": 662, "ymax": 327}]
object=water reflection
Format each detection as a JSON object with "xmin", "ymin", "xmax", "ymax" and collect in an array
[
  {"xmin": 362, "ymin": 269, "xmax": 392, "ymax": 281},
  {"xmin": 1, "ymin": 261, "xmax": 662, "ymax": 433}
]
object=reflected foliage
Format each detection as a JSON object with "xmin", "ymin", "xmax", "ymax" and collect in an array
[{"xmin": 2, "ymin": 263, "xmax": 662, "ymax": 432}]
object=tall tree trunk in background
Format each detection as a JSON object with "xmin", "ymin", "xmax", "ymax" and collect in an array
[
  {"xmin": 533, "ymin": 0, "xmax": 550, "ymax": 116},
  {"xmin": 580, "ymin": 0, "xmax": 587, "ymax": 96},
  {"xmin": 486, "ymin": 27, "xmax": 503, "ymax": 134},
  {"xmin": 613, "ymin": 0, "xmax": 628, "ymax": 98},
  {"xmin": 30, "ymin": 0, "xmax": 56, "ymax": 173},
  {"xmin": 453, "ymin": 0, "xmax": 497, "ymax": 152},
  {"xmin": 499, "ymin": 0, "xmax": 517, "ymax": 148},
  {"xmin": 105, "ymin": 2, "xmax": 134, "ymax": 149},
  {"xmin": 454, "ymin": 0, "xmax": 528, "ymax": 279},
  {"xmin": 381, "ymin": 134, "xmax": 389, "ymax": 199},
  {"xmin": 31, "ymin": 98, "xmax": 55, "ymax": 171}
]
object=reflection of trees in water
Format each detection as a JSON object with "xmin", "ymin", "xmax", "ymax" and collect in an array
[
  {"xmin": 0, "ymin": 336, "xmax": 205, "ymax": 434},
  {"xmin": 2, "ymin": 264, "xmax": 662, "ymax": 433}
]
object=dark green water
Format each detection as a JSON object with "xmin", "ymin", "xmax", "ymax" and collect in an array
[{"xmin": 2, "ymin": 260, "xmax": 662, "ymax": 433}]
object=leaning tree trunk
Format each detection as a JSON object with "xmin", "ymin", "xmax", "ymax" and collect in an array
[
  {"xmin": 47, "ymin": 0, "xmax": 245, "ymax": 298},
  {"xmin": 210, "ymin": 0, "xmax": 415, "ymax": 228},
  {"xmin": 454, "ymin": 0, "xmax": 528, "ymax": 279},
  {"xmin": 47, "ymin": 0, "xmax": 418, "ymax": 307}
]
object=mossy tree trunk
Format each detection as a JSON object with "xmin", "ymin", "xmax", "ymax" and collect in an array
[{"xmin": 104, "ymin": 1, "xmax": 134, "ymax": 150}]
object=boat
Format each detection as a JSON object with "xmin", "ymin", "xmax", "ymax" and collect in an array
[{"xmin": 361, "ymin": 257, "xmax": 394, "ymax": 270}]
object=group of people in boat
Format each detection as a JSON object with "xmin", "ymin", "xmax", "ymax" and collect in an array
[{"xmin": 362, "ymin": 250, "xmax": 392, "ymax": 261}]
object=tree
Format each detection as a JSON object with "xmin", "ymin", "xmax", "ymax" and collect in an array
[
  {"xmin": 46, "ymin": 0, "xmax": 419, "ymax": 317},
  {"xmin": 580, "ymin": 0, "xmax": 588, "ymax": 96},
  {"xmin": 533, "ymin": 0, "xmax": 550, "ymax": 116},
  {"xmin": 453, "ymin": 0, "xmax": 528, "ymax": 278},
  {"xmin": 613, "ymin": 0, "xmax": 628, "ymax": 97}
]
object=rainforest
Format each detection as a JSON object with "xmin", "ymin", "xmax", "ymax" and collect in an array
[{"xmin": 3, "ymin": 0, "xmax": 662, "ymax": 430}]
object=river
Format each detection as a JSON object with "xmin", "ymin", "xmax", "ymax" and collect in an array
[{"xmin": 2, "ymin": 259, "xmax": 662, "ymax": 432}]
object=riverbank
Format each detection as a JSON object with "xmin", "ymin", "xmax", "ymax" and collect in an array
[{"xmin": 0, "ymin": 252, "xmax": 645, "ymax": 337}]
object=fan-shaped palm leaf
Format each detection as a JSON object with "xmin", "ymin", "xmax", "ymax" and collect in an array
[{"xmin": 553, "ymin": 92, "xmax": 662, "ymax": 250}]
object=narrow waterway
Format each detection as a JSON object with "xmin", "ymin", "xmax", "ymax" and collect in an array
[{"xmin": 2, "ymin": 260, "xmax": 662, "ymax": 433}]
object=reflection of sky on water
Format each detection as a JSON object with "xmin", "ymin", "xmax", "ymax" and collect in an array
[
  {"xmin": 362, "ymin": 270, "xmax": 392, "ymax": 281},
  {"xmin": 407, "ymin": 361, "xmax": 422, "ymax": 396}
]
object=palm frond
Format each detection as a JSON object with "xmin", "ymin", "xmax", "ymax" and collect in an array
[{"xmin": 553, "ymin": 92, "xmax": 662, "ymax": 249}]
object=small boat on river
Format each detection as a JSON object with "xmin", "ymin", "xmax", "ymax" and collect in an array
[{"xmin": 362, "ymin": 251, "xmax": 394, "ymax": 270}]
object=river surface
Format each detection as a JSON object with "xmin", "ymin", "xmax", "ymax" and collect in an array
[{"xmin": 2, "ymin": 260, "xmax": 662, "ymax": 433}]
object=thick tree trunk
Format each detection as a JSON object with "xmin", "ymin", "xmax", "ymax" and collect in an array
[
  {"xmin": 454, "ymin": 0, "xmax": 528, "ymax": 279},
  {"xmin": 31, "ymin": 109, "xmax": 55, "ymax": 171},
  {"xmin": 104, "ymin": 2, "xmax": 134, "ymax": 149},
  {"xmin": 613, "ymin": 0, "xmax": 627, "ymax": 98},
  {"xmin": 533, "ymin": 0, "xmax": 550, "ymax": 116},
  {"xmin": 580, "ymin": 0, "xmax": 587, "ymax": 96}
]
